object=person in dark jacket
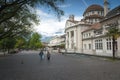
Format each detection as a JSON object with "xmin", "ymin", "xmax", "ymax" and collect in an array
[
  {"xmin": 47, "ymin": 50, "xmax": 51, "ymax": 60},
  {"xmin": 39, "ymin": 50, "xmax": 44, "ymax": 60}
]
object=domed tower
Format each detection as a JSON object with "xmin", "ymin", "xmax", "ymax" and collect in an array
[
  {"xmin": 104, "ymin": 0, "xmax": 109, "ymax": 16},
  {"xmin": 83, "ymin": 4, "xmax": 104, "ymax": 24}
]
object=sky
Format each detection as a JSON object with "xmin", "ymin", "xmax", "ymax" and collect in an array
[{"xmin": 34, "ymin": 0, "xmax": 120, "ymax": 38}]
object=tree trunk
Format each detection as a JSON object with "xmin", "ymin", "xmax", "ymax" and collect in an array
[{"xmin": 112, "ymin": 36, "xmax": 116, "ymax": 59}]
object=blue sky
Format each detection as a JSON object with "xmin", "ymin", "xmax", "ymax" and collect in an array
[
  {"xmin": 62, "ymin": 0, "xmax": 120, "ymax": 16},
  {"xmin": 34, "ymin": 0, "xmax": 120, "ymax": 38}
]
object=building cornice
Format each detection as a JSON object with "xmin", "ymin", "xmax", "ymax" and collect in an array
[
  {"xmin": 82, "ymin": 35, "xmax": 107, "ymax": 40},
  {"xmin": 65, "ymin": 22, "xmax": 91, "ymax": 32}
]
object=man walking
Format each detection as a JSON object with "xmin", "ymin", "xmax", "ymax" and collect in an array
[{"xmin": 39, "ymin": 50, "xmax": 44, "ymax": 60}]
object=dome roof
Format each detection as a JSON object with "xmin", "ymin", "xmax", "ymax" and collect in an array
[{"xmin": 83, "ymin": 4, "xmax": 103, "ymax": 15}]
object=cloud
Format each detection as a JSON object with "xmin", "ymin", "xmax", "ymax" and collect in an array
[
  {"xmin": 58, "ymin": 4, "xmax": 71, "ymax": 8},
  {"xmin": 36, "ymin": 9, "xmax": 51, "ymax": 18},
  {"xmin": 34, "ymin": 9, "xmax": 83, "ymax": 37},
  {"xmin": 34, "ymin": 9, "xmax": 67, "ymax": 37}
]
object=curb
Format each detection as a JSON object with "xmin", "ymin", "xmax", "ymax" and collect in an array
[{"xmin": 62, "ymin": 52, "xmax": 120, "ymax": 60}]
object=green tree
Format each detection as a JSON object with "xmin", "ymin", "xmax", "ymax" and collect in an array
[
  {"xmin": 29, "ymin": 32, "xmax": 42, "ymax": 49},
  {"xmin": 0, "ymin": 6, "xmax": 39, "ymax": 40},
  {"xmin": 15, "ymin": 37, "xmax": 26, "ymax": 49},
  {"xmin": 60, "ymin": 43, "xmax": 65, "ymax": 49},
  {"xmin": 106, "ymin": 26, "xmax": 120, "ymax": 59},
  {"xmin": 0, "ymin": 0, "xmax": 64, "ymax": 40},
  {"xmin": 0, "ymin": 37, "xmax": 16, "ymax": 54}
]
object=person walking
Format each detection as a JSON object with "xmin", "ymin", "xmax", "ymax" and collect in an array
[
  {"xmin": 39, "ymin": 50, "xmax": 44, "ymax": 60},
  {"xmin": 47, "ymin": 50, "xmax": 51, "ymax": 60}
]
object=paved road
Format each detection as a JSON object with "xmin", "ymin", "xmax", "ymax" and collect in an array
[{"xmin": 0, "ymin": 51, "xmax": 120, "ymax": 80}]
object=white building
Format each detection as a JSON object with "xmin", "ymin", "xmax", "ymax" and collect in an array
[
  {"xmin": 48, "ymin": 35, "xmax": 65, "ymax": 49},
  {"xmin": 65, "ymin": 0, "xmax": 120, "ymax": 57}
]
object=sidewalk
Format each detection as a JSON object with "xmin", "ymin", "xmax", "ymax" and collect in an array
[
  {"xmin": 62, "ymin": 52, "xmax": 120, "ymax": 60},
  {"xmin": 0, "ymin": 51, "xmax": 12, "ymax": 57}
]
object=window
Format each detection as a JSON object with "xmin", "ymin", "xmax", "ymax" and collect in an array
[
  {"xmin": 84, "ymin": 44, "xmax": 86, "ymax": 49},
  {"xmin": 89, "ymin": 44, "xmax": 91, "ymax": 49},
  {"xmin": 86, "ymin": 34, "xmax": 88, "ymax": 37},
  {"xmin": 106, "ymin": 38, "xmax": 118, "ymax": 50},
  {"xmin": 89, "ymin": 33, "xmax": 91, "ymax": 37},
  {"xmin": 71, "ymin": 31, "xmax": 74, "ymax": 37},
  {"xmin": 95, "ymin": 30, "xmax": 102, "ymax": 35},
  {"xmin": 83, "ymin": 34, "xmax": 85, "ymax": 38},
  {"xmin": 67, "ymin": 32, "xmax": 69, "ymax": 38},
  {"xmin": 95, "ymin": 39, "xmax": 103, "ymax": 50},
  {"xmin": 98, "ymin": 11, "xmax": 99, "ymax": 15},
  {"xmin": 106, "ymin": 38, "xmax": 112, "ymax": 50}
]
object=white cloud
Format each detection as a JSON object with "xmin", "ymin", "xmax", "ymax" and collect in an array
[
  {"xmin": 36, "ymin": 9, "xmax": 51, "ymax": 17},
  {"xmin": 58, "ymin": 4, "xmax": 71, "ymax": 8},
  {"xmin": 34, "ymin": 9, "xmax": 67, "ymax": 37},
  {"xmin": 34, "ymin": 9, "xmax": 83, "ymax": 37}
]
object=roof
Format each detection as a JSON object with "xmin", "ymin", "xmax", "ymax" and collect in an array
[
  {"xmin": 105, "ymin": 5, "xmax": 120, "ymax": 18},
  {"xmin": 67, "ymin": 20, "xmax": 79, "ymax": 24},
  {"xmin": 84, "ymin": 14, "xmax": 104, "ymax": 19},
  {"xmin": 82, "ymin": 23, "xmax": 101, "ymax": 32},
  {"xmin": 83, "ymin": 4, "xmax": 104, "ymax": 15}
]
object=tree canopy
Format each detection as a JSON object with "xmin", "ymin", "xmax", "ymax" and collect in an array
[
  {"xmin": 106, "ymin": 25, "xmax": 120, "ymax": 59},
  {"xmin": 0, "ymin": 0, "xmax": 64, "ymax": 40},
  {"xmin": 106, "ymin": 26, "xmax": 120, "ymax": 39},
  {"xmin": 29, "ymin": 32, "xmax": 42, "ymax": 49}
]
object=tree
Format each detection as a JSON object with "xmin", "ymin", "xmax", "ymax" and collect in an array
[
  {"xmin": 15, "ymin": 37, "xmax": 26, "ymax": 49},
  {"xmin": 29, "ymin": 32, "xmax": 42, "ymax": 49},
  {"xmin": 0, "ymin": 4, "xmax": 39, "ymax": 40},
  {"xmin": 60, "ymin": 43, "xmax": 65, "ymax": 49},
  {"xmin": 0, "ymin": 37, "xmax": 16, "ymax": 54},
  {"xmin": 0, "ymin": 0, "xmax": 64, "ymax": 40},
  {"xmin": 0, "ymin": 0, "xmax": 64, "ymax": 24},
  {"xmin": 106, "ymin": 25, "xmax": 120, "ymax": 59}
]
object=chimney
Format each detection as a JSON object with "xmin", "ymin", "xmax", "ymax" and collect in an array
[
  {"xmin": 69, "ymin": 15, "xmax": 74, "ymax": 21},
  {"xmin": 104, "ymin": 0, "xmax": 109, "ymax": 16}
]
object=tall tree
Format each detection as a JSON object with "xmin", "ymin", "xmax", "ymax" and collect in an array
[
  {"xmin": 106, "ymin": 25, "xmax": 120, "ymax": 58},
  {"xmin": 29, "ymin": 32, "xmax": 42, "ymax": 49},
  {"xmin": 0, "ymin": 0, "xmax": 64, "ymax": 40}
]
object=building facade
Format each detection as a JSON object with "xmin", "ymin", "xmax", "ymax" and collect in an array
[
  {"xmin": 48, "ymin": 35, "xmax": 65, "ymax": 49},
  {"xmin": 65, "ymin": 0, "xmax": 120, "ymax": 57}
]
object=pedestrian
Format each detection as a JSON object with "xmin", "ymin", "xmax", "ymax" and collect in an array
[
  {"xmin": 47, "ymin": 50, "xmax": 51, "ymax": 60},
  {"xmin": 39, "ymin": 50, "xmax": 44, "ymax": 60}
]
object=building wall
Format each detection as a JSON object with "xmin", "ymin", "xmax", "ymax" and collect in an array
[
  {"xmin": 82, "ymin": 39, "xmax": 93, "ymax": 54},
  {"xmin": 49, "ymin": 35, "xmax": 65, "ymax": 47},
  {"xmin": 117, "ymin": 18, "xmax": 120, "ymax": 57},
  {"xmin": 65, "ymin": 5, "xmax": 120, "ymax": 57},
  {"xmin": 65, "ymin": 23, "xmax": 90, "ymax": 53},
  {"xmin": 76, "ymin": 25, "xmax": 89, "ymax": 53}
]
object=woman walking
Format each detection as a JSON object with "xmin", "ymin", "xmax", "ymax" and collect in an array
[{"xmin": 47, "ymin": 50, "xmax": 51, "ymax": 60}]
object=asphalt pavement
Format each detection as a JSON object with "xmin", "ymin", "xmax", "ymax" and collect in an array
[{"xmin": 0, "ymin": 50, "xmax": 120, "ymax": 80}]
